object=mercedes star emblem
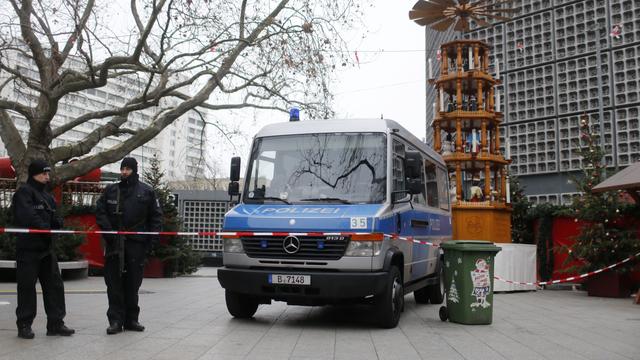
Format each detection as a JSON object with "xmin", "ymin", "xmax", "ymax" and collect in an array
[{"xmin": 282, "ymin": 236, "xmax": 301, "ymax": 254}]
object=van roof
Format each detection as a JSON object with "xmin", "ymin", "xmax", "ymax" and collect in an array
[{"xmin": 255, "ymin": 118, "xmax": 444, "ymax": 165}]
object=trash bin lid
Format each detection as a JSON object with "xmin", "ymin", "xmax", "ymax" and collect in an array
[{"xmin": 440, "ymin": 240, "xmax": 501, "ymax": 253}]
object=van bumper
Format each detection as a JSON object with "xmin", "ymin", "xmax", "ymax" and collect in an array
[{"xmin": 218, "ymin": 267, "xmax": 388, "ymax": 305}]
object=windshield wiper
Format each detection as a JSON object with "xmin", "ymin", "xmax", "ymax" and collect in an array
[
  {"xmin": 300, "ymin": 197, "xmax": 352, "ymax": 204},
  {"xmin": 251, "ymin": 196, "xmax": 291, "ymax": 205}
]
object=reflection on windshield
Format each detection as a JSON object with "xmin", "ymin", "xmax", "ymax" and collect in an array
[{"xmin": 244, "ymin": 133, "xmax": 387, "ymax": 204}]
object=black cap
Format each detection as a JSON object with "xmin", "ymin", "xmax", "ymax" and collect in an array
[
  {"xmin": 120, "ymin": 157, "xmax": 138, "ymax": 174},
  {"xmin": 28, "ymin": 159, "xmax": 51, "ymax": 177}
]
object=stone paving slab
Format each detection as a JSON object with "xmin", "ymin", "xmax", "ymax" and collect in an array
[{"xmin": 0, "ymin": 272, "xmax": 639, "ymax": 360}]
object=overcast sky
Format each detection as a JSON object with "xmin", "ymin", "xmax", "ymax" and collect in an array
[
  {"xmin": 333, "ymin": 2, "xmax": 426, "ymax": 138},
  {"xmin": 212, "ymin": 1, "xmax": 428, "ymax": 176}
]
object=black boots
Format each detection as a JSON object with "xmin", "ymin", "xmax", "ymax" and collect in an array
[
  {"xmin": 107, "ymin": 320, "xmax": 144, "ymax": 334},
  {"xmin": 124, "ymin": 321, "xmax": 145, "ymax": 332},
  {"xmin": 17, "ymin": 325, "xmax": 34, "ymax": 339},
  {"xmin": 106, "ymin": 321, "xmax": 123, "ymax": 335},
  {"xmin": 46, "ymin": 323, "xmax": 75, "ymax": 336},
  {"xmin": 18, "ymin": 323, "xmax": 74, "ymax": 338}
]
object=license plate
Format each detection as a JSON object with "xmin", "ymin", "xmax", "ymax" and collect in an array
[{"xmin": 268, "ymin": 274, "xmax": 311, "ymax": 285}]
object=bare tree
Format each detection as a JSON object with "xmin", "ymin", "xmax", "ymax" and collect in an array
[{"xmin": 0, "ymin": 0, "xmax": 363, "ymax": 185}]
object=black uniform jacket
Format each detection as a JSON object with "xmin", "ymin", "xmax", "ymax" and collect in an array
[
  {"xmin": 95, "ymin": 175, "xmax": 163, "ymax": 244},
  {"xmin": 12, "ymin": 179, "xmax": 62, "ymax": 252}
]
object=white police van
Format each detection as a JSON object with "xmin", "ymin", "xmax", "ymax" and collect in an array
[{"xmin": 218, "ymin": 118, "xmax": 452, "ymax": 328}]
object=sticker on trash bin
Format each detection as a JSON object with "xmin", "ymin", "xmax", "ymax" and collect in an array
[
  {"xmin": 449, "ymin": 279, "xmax": 460, "ymax": 303},
  {"xmin": 457, "ymin": 257, "xmax": 462, "ymax": 264},
  {"xmin": 470, "ymin": 258, "xmax": 491, "ymax": 309}
]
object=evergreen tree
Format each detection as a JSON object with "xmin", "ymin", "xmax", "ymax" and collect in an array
[
  {"xmin": 568, "ymin": 115, "xmax": 640, "ymax": 273},
  {"xmin": 510, "ymin": 176, "xmax": 533, "ymax": 244},
  {"xmin": 144, "ymin": 154, "xmax": 200, "ymax": 276}
]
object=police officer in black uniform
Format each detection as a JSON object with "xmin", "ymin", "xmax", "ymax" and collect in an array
[
  {"xmin": 96, "ymin": 157, "xmax": 162, "ymax": 335},
  {"xmin": 12, "ymin": 159, "xmax": 75, "ymax": 339}
]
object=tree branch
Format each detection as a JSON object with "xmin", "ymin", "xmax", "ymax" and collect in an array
[
  {"xmin": 32, "ymin": 1, "xmax": 56, "ymax": 52},
  {"xmin": 0, "ymin": 98, "xmax": 34, "ymax": 120},
  {"xmin": 0, "ymin": 109, "xmax": 26, "ymax": 161},
  {"xmin": 51, "ymin": 98, "xmax": 157, "ymax": 138},
  {"xmin": 59, "ymin": 0, "xmax": 95, "ymax": 66},
  {"xmin": 10, "ymin": 0, "xmax": 49, "ymax": 86},
  {"xmin": 0, "ymin": 61, "xmax": 46, "ymax": 93},
  {"xmin": 51, "ymin": 73, "xmax": 170, "ymax": 162},
  {"xmin": 239, "ymin": 0, "xmax": 248, "ymax": 39}
]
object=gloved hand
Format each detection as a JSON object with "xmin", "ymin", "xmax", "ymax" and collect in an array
[{"xmin": 102, "ymin": 235, "xmax": 118, "ymax": 257}]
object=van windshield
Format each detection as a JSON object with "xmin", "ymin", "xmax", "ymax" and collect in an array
[{"xmin": 244, "ymin": 133, "xmax": 387, "ymax": 204}]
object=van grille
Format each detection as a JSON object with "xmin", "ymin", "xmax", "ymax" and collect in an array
[{"xmin": 241, "ymin": 236, "xmax": 349, "ymax": 260}]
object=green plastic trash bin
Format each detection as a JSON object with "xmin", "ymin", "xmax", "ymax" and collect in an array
[{"xmin": 439, "ymin": 240, "xmax": 501, "ymax": 325}]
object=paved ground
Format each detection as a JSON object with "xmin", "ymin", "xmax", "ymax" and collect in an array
[{"xmin": 0, "ymin": 268, "xmax": 638, "ymax": 360}]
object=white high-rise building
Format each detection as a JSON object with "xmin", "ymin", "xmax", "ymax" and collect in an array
[{"xmin": 0, "ymin": 50, "xmax": 207, "ymax": 180}]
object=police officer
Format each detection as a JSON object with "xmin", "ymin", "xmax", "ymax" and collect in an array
[
  {"xmin": 12, "ymin": 159, "xmax": 75, "ymax": 339},
  {"xmin": 96, "ymin": 157, "xmax": 162, "ymax": 335}
]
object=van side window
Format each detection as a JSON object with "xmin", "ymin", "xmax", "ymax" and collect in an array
[
  {"xmin": 424, "ymin": 160, "xmax": 439, "ymax": 207},
  {"xmin": 392, "ymin": 139, "xmax": 405, "ymax": 193},
  {"xmin": 250, "ymin": 150, "xmax": 275, "ymax": 194},
  {"xmin": 436, "ymin": 166, "xmax": 450, "ymax": 210},
  {"xmin": 408, "ymin": 146, "xmax": 426, "ymax": 205}
]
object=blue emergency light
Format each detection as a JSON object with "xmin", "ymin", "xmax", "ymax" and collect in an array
[{"xmin": 289, "ymin": 108, "xmax": 300, "ymax": 121}]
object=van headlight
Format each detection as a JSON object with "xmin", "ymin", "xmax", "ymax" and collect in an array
[
  {"xmin": 345, "ymin": 241, "xmax": 382, "ymax": 257},
  {"xmin": 223, "ymin": 238, "xmax": 244, "ymax": 253}
]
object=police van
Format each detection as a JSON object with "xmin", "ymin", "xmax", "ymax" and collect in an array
[{"xmin": 218, "ymin": 118, "xmax": 452, "ymax": 328}]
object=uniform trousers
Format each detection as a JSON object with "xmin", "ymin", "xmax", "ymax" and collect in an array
[
  {"xmin": 104, "ymin": 240, "xmax": 147, "ymax": 324},
  {"xmin": 15, "ymin": 251, "xmax": 66, "ymax": 329}
]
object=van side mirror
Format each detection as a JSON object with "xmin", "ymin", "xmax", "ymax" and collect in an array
[
  {"xmin": 230, "ymin": 156, "xmax": 241, "ymax": 181},
  {"xmin": 228, "ymin": 181, "xmax": 240, "ymax": 197},
  {"xmin": 229, "ymin": 157, "xmax": 241, "ymax": 201}
]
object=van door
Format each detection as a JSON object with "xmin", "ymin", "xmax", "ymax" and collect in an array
[{"xmin": 392, "ymin": 139, "xmax": 432, "ymax": 282}]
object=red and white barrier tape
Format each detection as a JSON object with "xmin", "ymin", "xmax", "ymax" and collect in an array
[
  {"xmin": 389, "ymin": 234, "xmax": 438, "ymax": 247},
  {"xmin": 0, "ymin": 227, "xmax": 372, "ymax": 238},
  {"xmin": 0, "ymin": 227, "xmax": 441, "ymax": 247},
  {"xmin": 1, "ymin": 227, "xmax": 636, "ymax": 286},
  {"xmin": 494, "ymin": 251, "xmax": 640, "ymax": 286}
]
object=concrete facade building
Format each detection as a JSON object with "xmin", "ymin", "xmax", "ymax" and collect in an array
[
  {"xmin": 0, "ymin": 50, "xmax": 206, "ymax": 180},
  {"xmin": 425, "ymin": 0, "xmax": 640, "ymax": 204}
]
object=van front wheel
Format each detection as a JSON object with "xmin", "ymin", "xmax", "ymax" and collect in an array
[
  {"xmin": 375, "ymin": 266, "xmax": 403, "ymax": 328},
  {"xmin": 225, "ymin": 290, "xmax": 259, "ymax": 318}
]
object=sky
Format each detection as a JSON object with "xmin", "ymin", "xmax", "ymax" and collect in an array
[
  {"xmin": 213, "ymin": 1, "xmax": 428, "ymax": 177},
  {"xmin": 333, "ymin": 2, "xmax": 427, "ymax": 138}
]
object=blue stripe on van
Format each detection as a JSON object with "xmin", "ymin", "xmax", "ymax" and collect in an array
[{"xmin": 224, "ymin": 204, "xmax": 383, "ymax": 232}]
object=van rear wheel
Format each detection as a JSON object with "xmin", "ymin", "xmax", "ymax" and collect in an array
[
  {"xmin": 426, "ymin": 265, "xmax": 445, "ymax": 304},
  {"xmin": 375, "ymin": 266, "xmax": 403, "ymax": 328},
  {"xmin": 225, "ymin": 290, "xmax": 259, "ymax": 318}
]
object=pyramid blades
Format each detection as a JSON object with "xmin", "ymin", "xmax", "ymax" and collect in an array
[
  {"xmin": 410, "ymin": 0, "xmax": 514, "ymax": 32},
  {"xmin": 431, "ymin": 17, "xmax": 456, "ymax": 31}
]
